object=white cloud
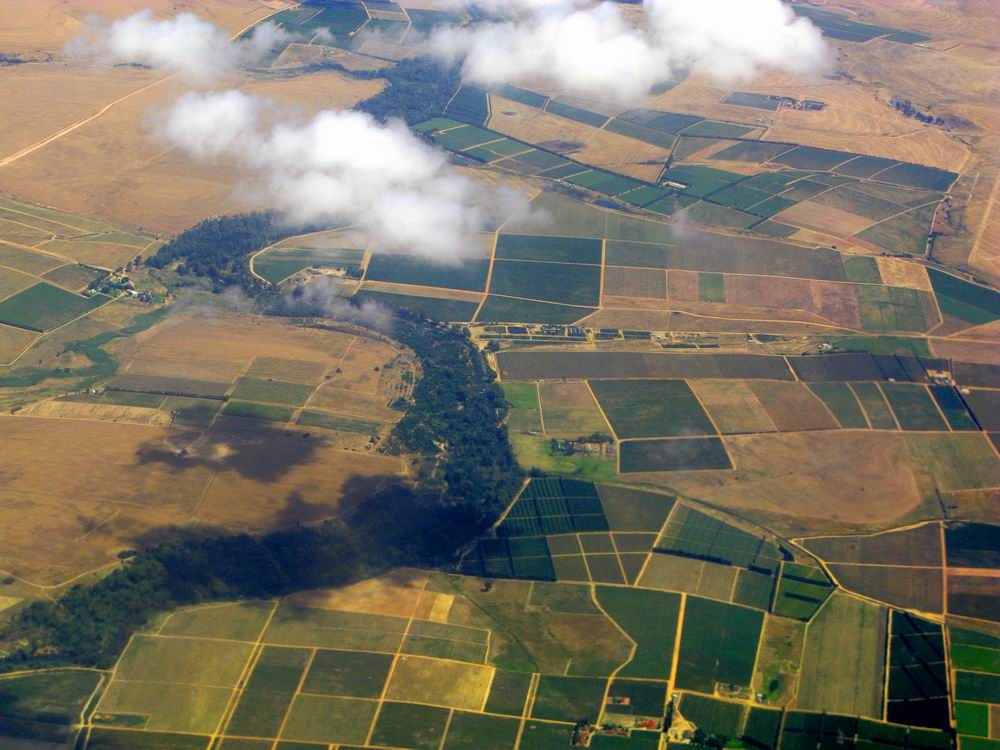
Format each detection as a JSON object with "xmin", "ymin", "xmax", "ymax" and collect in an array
[
  {"xmin": 159, "ymin": 90, "xmax": 523, "ymax": 258},
  {"xmin": 430, "ymin": 0, "xmax": 829, "ymax": 102},
  {"xmin": 67, "ymin": 10, "xmax": 296, "ymax": 82}
]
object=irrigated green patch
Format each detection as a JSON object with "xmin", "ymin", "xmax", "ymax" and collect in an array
[
  {"xmin": 443, "ymin": 711, "xmax": 521, "ymax": 750},
  {"xmin": 772, "ymin": 563, "xmax": 834, "ymax": 621},
  {"xmin": 281, "ymin": 694, "xmax": 377, "ymax": 745},
  {"xmin": 489, "ymin": 260, "xmax": 601, "ymax": 306},
  {"xmin": 496, "ymin": 235, "xmax": 602, "ymax": 264},
  {"xmin": 485, "ymin": 670, "xmax": 533, "ymax": 715},
  {"xmin": 222, "ymin": 401, "xmax": 294, "ymax": 423},
  {"xmin": 245, "ymin": 646, "xmax": 310, "ymax": 692},
  {"xmin": 370, "ymin": 701, "xmax": 451, "ymax": 750},
  {"xmin": 855, "ymin": 203, "xmax": 937, "ymax": 255},
  {"xmin": 0, "ymin": 670, "xmax": 102, "ymax": 725},
  {"xmin": 851, "ymin": 383, "xmax": 898, "ymax": 429},
  {"xmin": 675, "ymin": 597, "xmax": 764, "ymax": 692},
  {"xmin": 302, "ymin": 649, "xmax": 393, "ymax": 698},
  {"xmin": 531, "ymin": 675, "xmax": 607, "ymax": 722},
  {"xmin": 619, "ymin": 438, "xmax": 732, "ymax": 472},
  {"xmin": 880, "ymin": 383, "xmax": 947, "ymax": 431},
  {"xmin": 366, "ymin": 254, "xmax": 491, "ymax": 292},
  {"xmin": 596, "ymin": 587, "xmax": 680, "ymax": 679},
  {"xmin": 353, "ymin": 290, "xmax": 480, "ymax": 322},
  {"xmin": 476, "ymin": 295, "xmax": 593, "ymax": 324},
  {"xmin": 808, "ymin": 382, "xmax": 868, "ymax": 428},
  {"xmin": 0, "ymin": 282, "xmax": 105, "ymax": 331},
  {"xmin": 589, "ymin": 379, "xmax": 716, "ymax": 438},
  {"xmin": 928, "ymin": 268, "xmax": 1000, "ymax": 326},
  {"xmin": 231, "ymin": 377, "xmax": 314, "ymax": 406}
]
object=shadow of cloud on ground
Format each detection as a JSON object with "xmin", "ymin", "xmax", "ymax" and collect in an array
[{"xmin": 133, "ymin": 420, "xmax": 325, "ymax": 483}]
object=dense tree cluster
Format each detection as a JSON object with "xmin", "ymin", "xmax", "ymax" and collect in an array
[
  {"xmin": 386, "ymin": 314, "xmax": 524, "ymax": 521},
  {"xmin": 357, "ymin": 57, "xmax": 461, "ymax": 125},
  {"xmin": 147, "ymin": 212, "xmax": 304, "ymax": 291}
]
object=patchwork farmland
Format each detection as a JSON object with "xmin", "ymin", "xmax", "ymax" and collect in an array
[
  {"xmin": 3, "ymin": 3, "xmax": 1000, "ymax": 750},
  {"xmin": 7, "ymin": 478, "xmax": 990, "ymax": 749}
]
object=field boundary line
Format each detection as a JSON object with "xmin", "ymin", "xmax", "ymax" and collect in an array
[
  {"xmin": 939, "ymin": 521, "xmax": 949, "ymax": 619},
  {"xmin": 269, "ymin": 647, "xmax": 317, "ymax": 750},
  {"xmin": 632, "ymin": 500, "xmax": 679, "ymax": 587},
  {"xmin": 873, "ymin": 383, "xmax": 903, "ymax": 430},
  {"xmin": 846, "ymin": 383, "xmax": 874, "ymax": 429},
  {"xmin": 2, "ymin": 293, "xmax": 123, "ymax": 367},
  {"xmin": 437, "ymin": 708, "xmax": 455, "ymax": 750},
  {"xmin": 667, "ymin": 593, "xmax": 686, "ymax": 694},
  {"xmin": 924, "ymin": 383, "xmax": 953, "ymax": 430},
  {"xmin": 513, "ymin": 672, "xmax": 541, "ymax": 749},
  {"xmin": 0, "ymin": 75, "xmax": 174, "ymax": 169},
  {"xmin": 0, "ymin": 204, "xmax": 93, "ymax": 234},
  {"xmin": 535, "ymin": 380, "xmax": 546, "ymax": 435},
  {"xmin": 607, "ymin": 533, "xmax": 630, "ymax": 584},
  {"xmin": 206, "ymin": 599, "xmax": 280, "ymax": 749},
  {"xmin": 584, "ymin": 380, "xmax": 619, "ymax": 441},
  {"xmin": 473, "ymin": 229, "xmax": 501, "ymax": 321},
  {"xmin": 882, "ymin": 608, "xmax": 892, "ymax": 721},
  {"xmin": 364, "ymin": 575, "xmax": 430, "ymax": 746}
]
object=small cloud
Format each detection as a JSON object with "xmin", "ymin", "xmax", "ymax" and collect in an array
[
  {"xmin": 67, "ymin": 11, "xmax": 298, "ymax": 83},
  {"xmin": 427, "ymin": 0, "xmax": 829, "ymax": 103}
]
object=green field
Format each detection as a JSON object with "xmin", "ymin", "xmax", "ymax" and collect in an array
[
  {"xmin": 484, "ymin": 670, "xmax": 533, "ymax": 715},
  {"xmin": 0, "ymin": 282, "xmax": 105, "ymax": 331},
  {"xmin": 795, "ymin": 593, "xmax": 887, "ymax": 717},
  {"xmin": 851, "ymin": 383, "xmax": 898, "ymax": 429},
  {"xmin": 366, "ymin": 254, "xmax": 490, "ymax": 292},
  {"xmin": 443, "ymin": 711, "xmax": 521, "ymax": 750},
  {"xmin": 808, "ymin": 382, "xmax": 868, "ymax": 428},
  {"xmin": 531, "ymin": 675, "xmax": 607, "ymax": 722},
  {"xmin": 619, "ymin": 437, "xmax": 732, "ymax": 472},
  {"xmin": 222, "ymin": 400, "xmax": 295, "ymax": 423},
  {"xmin": 675, "ymin": 597, "xmax": 764, "ymax": 692},
  {"xmin": 880, "ymin": 383, "xmax": 948, "ymax": 431},
  {"xmin": 496, "ymin": 234, "xmax": 602, "ymax": 264},
  {"xmin": 772, "ymin": 562, "xmax": 834, "ymax": 620},
  {"xmin": 928, "ymin": 268, "xmax": 1000, "ymax": 325},
  {"xmin": 446, "ymin": 85, "xmax": 490, "ymax": 125},
  {"xmin": 0, "ymin": 670, "xmax": 102, "ymax": 726},
  {"xmin": 679, "ymin": 693, "xmax": 746, "ymax": 739},
  {"xmin": 231, "ymin": 376, "xmax": 314, "ymax": 406},
  {"xmin": 353, "ymin": 290, "xmax": 480, "ymax": 321},
  {"xmin": 546, "ymin": 100, "xmax": 609, "ymax": 127},
  {"xmin": 596, "ymin": 587, "xmax": 681, "ymax": 679},
  {"xmin": 489, "ymin": 260, "xmax": 601, "ymax": 306},
  {"xmin": 477, "ymin": 295, "xmax": 593, "ymax": 324},
  {"xmin": 296, "ymin": 410, "xmax": 383, "ymax": 434},
  {"xmin": 856, "ymin": 203, "xmax": 936, "ymax": 254},
  {"xmin": 370, "ymin": 701, "xmax": 451, "ymax": 750},
  {"xmin": 589, "ymin": 379, "xmax": 716, "ymax": 438}
]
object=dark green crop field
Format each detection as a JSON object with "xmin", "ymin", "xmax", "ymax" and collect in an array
[
  {"xmin": 496, "ymin": 234, "xmax": 602, "ymax": 264},
  {"xmin": 619, "ymin": 437, "xmax": 732, "ymax": 472},
  {"xmin": 675, "ymin": 597, "xmax": 764, "ymax": 692},
  {"xmin": 589, "ymin": 379, "xmax": 716, "ymax": 438},
  {"xmin": 366, "ymin": 254, "xmax": 491, "ymax": 292},
  {"xmin": 0, "ymin": 282, "xmax": 105, "ymax": 331},
  {"xmin": 489, "ymin": 260, "xmax": 601, "ymax": 306}
]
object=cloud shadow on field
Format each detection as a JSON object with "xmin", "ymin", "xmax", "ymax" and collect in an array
[{"xmin": 133, "ymin": 420, "xmax": 324, "ymax": 483}]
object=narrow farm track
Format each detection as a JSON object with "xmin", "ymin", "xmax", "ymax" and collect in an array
[
  {"xmin": 0, "ymin": 5, "xmax": 290, "ymax": 171},
  {"xmin": 0, "ymin": 76, "xmax": 173, "ymax": 169}
]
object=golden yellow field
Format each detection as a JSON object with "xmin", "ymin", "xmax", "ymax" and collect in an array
[
  {"xmin": 0, "ymin": 308, "xmax": 413, "ymax": 586},
  {"xmin": 0, "ymin": 61, "xmax": 381, "ymax": 234}
]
